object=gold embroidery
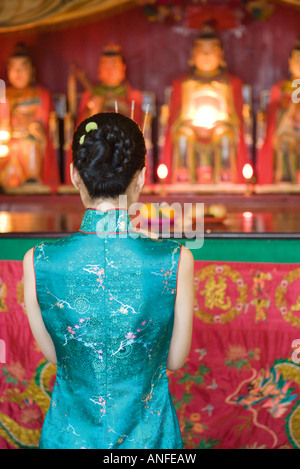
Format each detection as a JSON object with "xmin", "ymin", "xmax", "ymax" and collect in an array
[
  {"xmin": 17, "ymin": 280, "xmax": 26, "ymax": 312},
  {"xmin": 275, "ymin": 268, "xmax": 300, "ymax": 328},
  {"xmin": 0, "ymin": 359, "xmax": 56, "ymax": 448},
  {"xmin": 291, "ymin": 295, "xmax": 300, "ymax": 312},
  {"xmin": 251, "ymin": 271, "xmax": 272, "ymax": 322},
  {"xmin": 0, "ymin": 281, "xmax": 7, "ymax": 312},
  {"xmin": 0, "ymin": 413, "xmax": 41, "ymax": 448},
  {"xmin": 274, "ymin": 362, "xmax": 300, "ymax": 448},
  {"xmin": 194, "ymin": 264, "xmax": 247, "ymax": 324},
  {"xmin": 200, "ymin": 276, "xmax": 231, "ymax": 310},
  {"xmin": 251, "ymin": 298, "xmax": 270, "ymax": 322}
]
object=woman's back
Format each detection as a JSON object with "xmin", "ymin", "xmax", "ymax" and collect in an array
[{"xmin": 34, "ymin": 208, "xmax": 183, "ymax": 449}]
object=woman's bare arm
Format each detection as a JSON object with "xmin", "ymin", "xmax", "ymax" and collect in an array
[
  {"xmin": 167, "ymin": 245, "xmax": 194, "ymax": 371},
  {"xmin": 23, "ymin": 248, "xmax": 57, "ymax": 365}
]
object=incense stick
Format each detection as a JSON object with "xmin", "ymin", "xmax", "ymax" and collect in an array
[
  {"xmin": 130, "ymin": 100, "xmax": 135, "ymax": 120},
  {"xmin": 142, "ymin": 103, "xmax": 150, "ymax": 134}
]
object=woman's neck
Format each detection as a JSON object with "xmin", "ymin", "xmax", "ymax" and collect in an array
[{"xmin": 85, "ymin": 194, "xmax": 132, "ymax": 212}]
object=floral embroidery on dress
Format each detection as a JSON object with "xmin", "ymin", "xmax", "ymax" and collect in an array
[
  {"xmin": 83, "ymin": 264, "xmax": 105, "ymax": 291},
  {"xmin": 35, "ymin": 243, "xmax": 50, "ymax": 263},
  {"xmin": 151, "ymin": 245, "xmax": 180, "ymax": 295},
  {"xmin": 111, "ymin": 319, "xmax": 154, "ymax": 359},
  {"xmin": 64, "ymin": 317, "xmax": 95, "ymax": 347}
]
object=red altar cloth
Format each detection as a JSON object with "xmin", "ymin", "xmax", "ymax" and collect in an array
[{"xmin": 1, "ymin": 259, "xmax": 300, "ymax": 449}]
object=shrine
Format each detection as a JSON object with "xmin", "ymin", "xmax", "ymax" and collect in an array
[{"xmin": 0, "ymin": 0, "xmax": 300, "ymax": 452}]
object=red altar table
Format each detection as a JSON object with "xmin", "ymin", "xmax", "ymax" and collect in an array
[{"xmin": 0, "ymin": 193, "xmax": 300, "ymax": 449}]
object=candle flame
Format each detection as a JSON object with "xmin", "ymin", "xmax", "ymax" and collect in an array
[
  {"xmin": 0, "ymin": 144, "xmax": 9, "ymax": 157},
  {"xmin": 242, "ymin": 163, "xmax": 253, "ymax": 180},
  {"xmin": 0, "ymin": 130, "xmax": 10, "ymax": 142},
  {"xmin": 157, "ymin": 164, "xmax": 168, "ymax": 180}
]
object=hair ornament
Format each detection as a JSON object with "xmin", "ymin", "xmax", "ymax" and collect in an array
[{"xmin": 79, "ymin": 121, "xmax": 98, "ymax": 144}]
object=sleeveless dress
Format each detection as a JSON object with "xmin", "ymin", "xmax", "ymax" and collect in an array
[{"xmin": 34, "ymin": 208, "xmax": 183, "ymax": 449}]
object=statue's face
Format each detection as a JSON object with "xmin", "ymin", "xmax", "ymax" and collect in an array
[
  {"xmin": 7, "ymin": 57, "xmax": 32, "ymax": 89},
  {"xmin": 98, "ymin": 55, "xmax": 126, "ymax": 87},
  {"xmin": 289, "ymin": 51, "xmax": 300, "ymax": 78},
  {"xmin": 192, "ymin": 39, "xmax": 223, "ymax": 73}
]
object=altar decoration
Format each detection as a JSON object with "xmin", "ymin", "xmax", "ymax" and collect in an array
[
  {"xmin": 0, "ymin": 0, "xmax": 284, "ymax": 34},
  {"xmin": 141, "ymin": 0, "xmax": 276, "ymax": 26},
  {"xmin": 0, "ymin": 1, "xmax": 137, "ymax": 32},
  {"xmin": 1, "ymin": 257, "xmax": 300, "ymax": 449},
  {"xmin": 139, "ymin": 202, "xmax": 176, "ymax": 231}
]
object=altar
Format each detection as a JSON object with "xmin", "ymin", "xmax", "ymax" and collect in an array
[{"xmin": 0, "ymin": 189, "xmax": 300, "ymax": 449}]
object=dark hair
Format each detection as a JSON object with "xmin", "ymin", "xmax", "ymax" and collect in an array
[
  {"xmin": 9, "ymin": 42, "xmax": 32, "ymax": 63},
  {"xmin": 194, "ymin": 22, "xmax": 223, "ymax": 48},
  {"xmin": 101, "ymin": 50, "xmax": 125, "ymax": 64},
  {"xmin": 100, "ymin": 43, "xmax": 125, "ymax": 64},
  {"xmin": 72, "ymin": 112, "xmax": 146, "ymax": 199}
]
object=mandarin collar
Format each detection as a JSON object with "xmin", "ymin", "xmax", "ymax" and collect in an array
[{"xmin": 79, "ymin": 208, "xmax": 133, "ymax": 234}]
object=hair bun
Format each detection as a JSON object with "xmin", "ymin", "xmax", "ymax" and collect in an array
[{"xmin": 72, "ymin": 112, "xmax": 146, "ymax": 199}]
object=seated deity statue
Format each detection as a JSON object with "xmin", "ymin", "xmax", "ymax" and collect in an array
[
  {"xmin": 256, "ymin": 38, "xmax": 300, "ymax": 184},
  {"xmin": 65, "ymin": 44, "xmax": 153, "ymax": 184},
  {"xmin": 161, "ymin": 25, "xmax": 249, "ymax": 184},
  {"xmin": 0, "ymin": 43, "xmax": 59, "ymax": 189},
  {"xmin": 77, "ymin": 44, "xmax": 143, "ymax": 124}
]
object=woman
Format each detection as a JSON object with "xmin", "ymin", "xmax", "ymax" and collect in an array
[{"xmin": 23, "ymin": 112, "xmax": 194, "ymax": 449}]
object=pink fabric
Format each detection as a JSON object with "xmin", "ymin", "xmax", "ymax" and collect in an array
[
  {"xmin": 1, "ymin": 259, "xmax": 300, "ymax": 449},
  {"xmin": 0, "ymin": 260, "xmax": 54, "ymax": 449},
  {"xmin": 169, "ymin": 260, "xmax": 300, "ymax": 449}
]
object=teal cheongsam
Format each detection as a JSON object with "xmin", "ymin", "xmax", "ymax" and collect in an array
[{"xmin": 33, "ymin": 208, "xmax": 183, "ymax": 449}]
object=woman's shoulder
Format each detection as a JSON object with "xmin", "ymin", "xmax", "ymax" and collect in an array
[
  {"xmin": 178, "ymin": 244, "xmax": 194, "ymax": 269},
  {"xmin": 135, "ymin": 229, "xmax": 182, "ymax": 248},
  {"xmin": 135, "ymin": 231, "xmax": 193, "ymax": 261},
  {"xmin": 32, "ymin": 233, "xmax": 81, "ymax": 257}
]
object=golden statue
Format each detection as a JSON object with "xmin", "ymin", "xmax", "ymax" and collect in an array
[
  {"xmin": 0, "ymin": 43, "xmax": 59, "ymax": 189},
  {"xmin": 160, "ymin": 25, "xmax": 249, "ymax": 184},
  {"xmin": 256, "ymin": 38, "xmax": 300, "ymax": 184}
]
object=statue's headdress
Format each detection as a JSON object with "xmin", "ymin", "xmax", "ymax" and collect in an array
[
  {"xmin": 9, "ymin": 42, "xmax": 32, "ymax": 63},
  {"xmin": 101, "ymin": 43, "xmax": 125, "ymax": 63},
  {"xmin": 294, "ymin": 36, "xmax": 300, "ymax": 50},
  {"xmin": 194, "ymin": 21, "xmax": 223, "ymax": 46},
  {"xmin": 291, "ymin": 36, "xmax": 300, "ymax": 61}
]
